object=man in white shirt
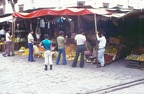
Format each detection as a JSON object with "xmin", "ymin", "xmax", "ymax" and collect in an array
[
  {"xmin": 72, "ymin": 29, "xmax": 87, "ymax": 68},
  {"xmin": 0, "ymin": 27, "xmax": 5, "ymax": 39},
  {"xmin": 96, "ymin": 31, "xmax": 106, "ymax": 67},
  {"xmin": 2, "ymin": 28, "xmax": 12, "ymax": 57},
  {"xmin": 35, "ymin": 27, "xmax": 41, "ymax": 42}
]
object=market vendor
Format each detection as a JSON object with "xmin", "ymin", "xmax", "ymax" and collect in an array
[
  {"xmin": 0, "ymin": 27, "xmax": 5, "ymax": 40},
  {"xmin": 96, "ymin": 31, "xmax": 106, "ymax": 67}
]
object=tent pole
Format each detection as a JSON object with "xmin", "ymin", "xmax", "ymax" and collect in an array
[
  {"xmin": 94, "ymin": 14, "xmax": 99, "ymax": 68},
  {"xmin": 11, "ymin": 16, "xmax": 16, "ymax": 56}
]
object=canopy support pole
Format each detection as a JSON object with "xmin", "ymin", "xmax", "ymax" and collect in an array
[
  {"xmin": 11, "ymin": 16, "xmax": 16, "ymax": 56},
  {"xmin": 94, "ymin": 14, "xmax": 99, "ymax": 68}
]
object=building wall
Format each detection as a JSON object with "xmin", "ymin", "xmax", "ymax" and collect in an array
[{"xmin": 3, "ymin": 0, "xmax": 144, "ymax": 14}]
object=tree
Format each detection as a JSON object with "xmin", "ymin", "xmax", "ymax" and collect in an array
[
  {"xmin": 7, "ymin": 0, "xmax": 18, "ymax": 12},
  {"xmin": 7, "ymin": 0, "xmax": 18, "ymax": 55}
]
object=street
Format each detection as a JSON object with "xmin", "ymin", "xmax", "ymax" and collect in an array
[{"xmin": 0, "ymin": 53, "xmax": 144, "ymax": 94}]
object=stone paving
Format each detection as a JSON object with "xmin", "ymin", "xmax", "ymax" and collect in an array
[{"xmin": 0, "ymin": 53, "xmax": 144, "ymax": 94}]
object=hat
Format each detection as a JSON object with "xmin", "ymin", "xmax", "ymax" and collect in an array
[
  {"xmin": 44, "ymin": 34, "xmax": 49, "ymax": 39},
  {"xmin": 5, "ymin": 28, "xmax": 10, "ymax": 32},
  {"xmin": 78, "ymin": 28, "xmax": 84, "ymax": 34},
  {"xmin": 59, "ymin": 31, "xmax": 64, "ymax": 35},
  {"xmin": 59, "ymin": 31, "xmax": 64, "ymax": 34},
  {"xmin": 29, "ymin": 29, "xmax": 33, "ymax": 33},
  {"xmin": 100, "ymin": 31, "xmax": 106, "ymax": 36}
]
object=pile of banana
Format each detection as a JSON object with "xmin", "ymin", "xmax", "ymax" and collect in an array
[
  {"xmin": 66, "ymin": 52, "xmax": 76, "ymax": 60},
  {"xmin": 65, "ymin": 44, "xmax": 77, "ymax": 60},
  {"xmin": 109, "ymin": 37, "xmax": 120, "ymax": 45},
  {"xmin": 22, "ymin": 48, "xmax": 29, "ymax": 56},
  {"xmin": 131, "ymin": 47, "xmax": 144, "ymax": 55},
  {"xmin": 105, "ymin": 45, "xmax": 117, "ymax": 55},
  {"xmin": 126, "ymin": 54, "xmax": 144, "ymax": 61},
  {"xmin": 52, "ymin": 51, "xmax": 58, "ymax": 59},
  {"xmin": 19, "ymin": 46, "xmax": 25, "ymax": 50},
  {"xmin": 65, "ymin": 44, "xmax": 76, "ymax": 54},
  {"xmin": 0, "ymin": 41, "xmax": 5, "ymax": 45}
]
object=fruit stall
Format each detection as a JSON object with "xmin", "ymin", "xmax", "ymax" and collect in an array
[
  {"xmin": 105, "ymin": 36, "xmax": 126, "ymax": 63},
  {"xmin": 0, "ymin": 37, "xmax": 27, "ymax": 51},
  {"xmin": 125, "ymin": 47, "xmax": 144, "ymax": 68}
]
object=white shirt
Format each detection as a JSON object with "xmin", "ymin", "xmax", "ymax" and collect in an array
[
  {"xmin": 6, "ymin": 32, "xmax": 11, "ymax": 41},
  {"xmin": 0, "ymin": 29, "xmax": 5, "ymax": 35},
  {"xmin": 74, "ymin": 34, "xmax": 86, "ymax": 45},
  {"xmin": 96, "ymin": 35, "xmax": 106, "ymax": 49},
  {"xmin": 36, "ymin": 33, "xmax": 40, "ymax": 39},
  {"xmin": 40, "ymin": 19, "xmax": 45, "ymax": 28},
  {"xmin": 28, "ymin": 33, "xmax": 34, "ymax": 43}
]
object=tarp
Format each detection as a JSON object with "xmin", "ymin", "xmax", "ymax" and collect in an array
[
  {"xmin": 0, "ymin": 15, "xmax": 13, "ymax": 23},
  {"xmin": 13, "ymin": 8, "xmax": 112, "ymax": 18},
  {"xmin": 0, "ymin": 13, "xmax": 30, "ymax": 23},
  {"xmin": 120, "ymin": 9, "xmax": 144, "ymax": 18}
]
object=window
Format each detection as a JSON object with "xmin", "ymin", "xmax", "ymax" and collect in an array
[
  {"xmin": 19, "ymin": 4, "xmax": 24, "ymax": 12},
  {"xmin": 117, "ymin": 4, "xmax": 123, "ymax": 8},
  {"xmin": 103, "ymin": 3, "xmax": 109, "ymax": 8},
  {"xmin": 77, "ymin": 1, "xmax": 85, "ymax": 6},
  {"xmin": 0, "ymin": 0, "xmax": 3, "ymax": 3},
  {"xmin": 128, "ymin": 6, "xmax": 133, "ymax": 9},
  {"xmin": 0, "ymin": 8, "xmax": 3, "ymax": 15},
  {"xmin": 0, "ymin": 0, "xmax": 4, "ymax": 3}
]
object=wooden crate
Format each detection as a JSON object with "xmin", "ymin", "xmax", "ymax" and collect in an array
[
  {"xmin": 1, "ymin": 44, "xmax": 6, "ymax": 52},
  {"xmin": 126, "ymin": 60, "xmax": 141, "ymax": 69}
]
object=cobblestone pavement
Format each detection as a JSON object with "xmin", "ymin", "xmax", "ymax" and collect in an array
[{"xmin": 0, "ymin": 53, "xmax": 144, "ymax": 94}]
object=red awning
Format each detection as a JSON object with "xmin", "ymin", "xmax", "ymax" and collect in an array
[{"xmin": 13, "ymin": 8, "xmax": 112, "ymax": 19}]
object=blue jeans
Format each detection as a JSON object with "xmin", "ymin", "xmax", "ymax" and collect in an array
[
  {"xmin": 28, "ymin": 43, "xmax": 34, "ymax": 61},
  {"xmin": 72, "ymin": 44, "xmax": 85, "ymax": 67},
  {"xmin": 98, "ymin": 48, "xmax": 105, "ymax": 66},
  {"xmin": 55, "ymin": 48, "xmax": 67, "ymax": 64}
]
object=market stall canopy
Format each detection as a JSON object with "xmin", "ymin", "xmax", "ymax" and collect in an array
[
  {"xmin": 0, "ymin": 15, "xmax": 13, "ymax": 23},
  {"xmin": 0, "ymin": 13, "xmax": 30, "ymax": 23},
  {"xmin": 102, "ymin": 7, "xmax": 132, "ymax": 18},
  {"xmin": 120, "ymin": 8, "xmax": 144, "ymax": 18},
  {"xmin": 13, "ymin": 8, "xmax": 113, "ymax": 19},
  {"xmin": 103, "ymin": 13, "xmax": 127, "ymax": 18}
]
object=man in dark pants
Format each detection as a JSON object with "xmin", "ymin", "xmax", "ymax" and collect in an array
[
  {"xmin": 27, "ymin": 30, "xmax": 35, "ymax": 62},
  {"xmin": 72, "ymin": 29, "xmax": 87, "ymax": 68}
]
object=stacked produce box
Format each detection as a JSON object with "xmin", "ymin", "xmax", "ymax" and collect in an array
[{"xmin": 125, "ymin": 47, "xmax": 144, "ymax": 62}]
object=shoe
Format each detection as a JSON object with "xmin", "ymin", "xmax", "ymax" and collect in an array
[
  {"xmin": 7, "ymin": 55, "xmax": 11, "ymax": 56},
  {"xmin": 101, "ymin": 64, "xmax": 105, "ymax": 67},
  {"xmin": 71, "ymin": 65, "xmax": 76, "ymax": 67},
  {"xmin": 30, "ymin": 60, "xmax": 35, "ymax": 62},
  {"xmin": 80, "ymin": 66, "xmax": 83, "ymax": 68},
  {"xmin": 63, "ymin": 63, "xmax": 67, "ymax": 65},
  {"xmin": 44, "ymin": 65, "xmax": 47, "ymax": 71},
  {"xmin": 2, "ymin": 54, "xmax": 6, "ymax": 57},
  {"xmin": 50, "ymin": 65, "xmax": 52, "ymax": 70}
]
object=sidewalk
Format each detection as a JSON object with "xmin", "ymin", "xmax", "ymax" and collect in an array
[{"xmin": 0, "ymin": 54, "xmax": 144, "ymax": 94}]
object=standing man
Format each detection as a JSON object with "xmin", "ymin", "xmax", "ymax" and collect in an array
[
  {"xmin": 39, "ymin": 34, "xmax": 53, "ymax": 71},
  {"xmin": 55, "ymin": 31, "xmax": 67, "ymax": 65},
  {"xmin": 72, "ymin": 29, "xmax": 87, "ymax": 68},
  {"xmin": 35, "ymin": 26, "xmax": 41, "ymax": 42},
  {"xmin": 96, "ymin": 31, "xmax": 106, "ymax": 67},
  {"xmin": 28, "ymin": 30, "xmax": 35, "ymax": 62},
  {"xmin": 0, "ymin": 27, "xmax": 5, "ymax": 40},
  {"xmin": 2, "ymin": 28, "xmax": 13, "ymax": 57}
]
